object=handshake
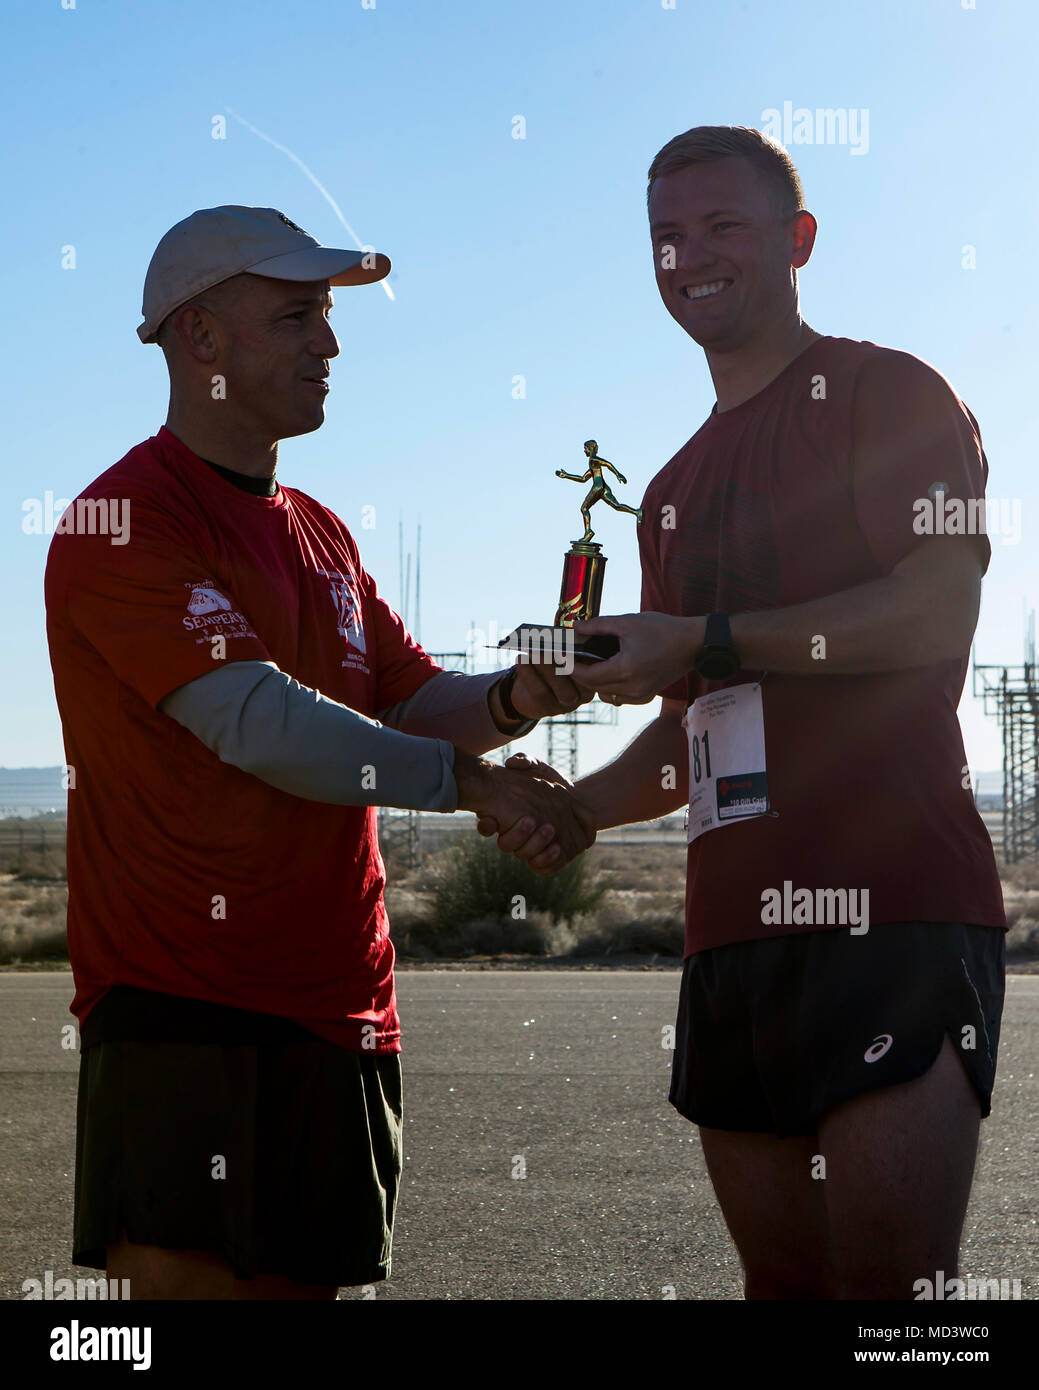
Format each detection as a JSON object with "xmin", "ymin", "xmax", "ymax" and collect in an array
[{"xmin": 453, "ymin": 749, "xmax": 596, "ymax": 874}]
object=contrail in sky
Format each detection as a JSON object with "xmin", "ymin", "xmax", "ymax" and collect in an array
[{"xmin": 225, "ymin": 105, "xmax": 395, "ymax": 301}]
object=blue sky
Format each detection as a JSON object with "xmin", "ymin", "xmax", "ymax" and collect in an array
[{"xmin": 2, "ymin": 0, "xmax": 1036, "ymax": 783}]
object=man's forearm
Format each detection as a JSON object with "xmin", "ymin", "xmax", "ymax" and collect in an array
[
  {"xmin": 378, "ymin": 668, "xmax": 536, "ymax": 752},
  {"xmin": 574, "ymin": 711, "xmax": 689, "ymax": 831},
  {"xmin": 162, "ymin": 661, "xmax": 460, "ymax": 810},
  {"xmin": 576, "ymin": 537, "xmax": 982, "ymax": 704},
  {"xmin": 730, "ymin": 563, "xmax": 977, "ymax": 675}
]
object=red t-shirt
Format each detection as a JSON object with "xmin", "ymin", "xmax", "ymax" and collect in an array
[
  {"xmin": 45, "ymin": 426, "xmax": 441, "ymax": 1053},
  {"xmin": 639, "ymin": 336, "xmax": 1006, "ymax": 956}
]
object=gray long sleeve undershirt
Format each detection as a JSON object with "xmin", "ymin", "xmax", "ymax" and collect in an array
[{"xmin": 159, "ymin": 661, "xmax": 536, "ymax": 812}]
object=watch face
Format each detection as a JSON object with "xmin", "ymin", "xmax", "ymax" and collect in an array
[
  {"xmin": 704, "ymin": 613, "xmax": 731, "ymax": 649},
  {"xmin": 698, "ymin": 647, "xmax": 738, "ymax": 680}
]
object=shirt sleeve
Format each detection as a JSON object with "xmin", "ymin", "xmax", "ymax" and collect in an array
[
  {"xmin": 359, "ymin": 567, "xmax": 445, "ymax": 710},
  {"xmin": 849, "ymin": 350, "xmax": 992, "ymax": 577},
  {"xmin": 377, "ymin": 668, "xmax": 538, "ymax": 750},
  {"xmin": 52, "ymin": 492, "xmax": 272, "ymax": 709},
  {"xmin": 161, "ymin": 660, "xmax": 459, "ymax": 812},
  {"xmin": 638, "ymin": 502, "xmax": 688, "ymax": 705}
]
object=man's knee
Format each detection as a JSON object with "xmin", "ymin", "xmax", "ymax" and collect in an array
[
  {"xmin": 106, "ymin": 1230, "xmax": 338, "ymax": 1301},
  {"xmin": 106, "ymin": 1230, "xmax": 235, "ymax": 1299}
]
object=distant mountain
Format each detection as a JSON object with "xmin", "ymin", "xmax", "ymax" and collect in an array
[
  {"xmin": 0, "ymin": 767, "xmax": 67, "ymax": 817},
  {"xmin": 0, "ymin": 766, "xmax": 1006, "ymax": 818}
]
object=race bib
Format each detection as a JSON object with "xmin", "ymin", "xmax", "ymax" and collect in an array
[{"xmin": 682, "ymin": 682, "xmax": 770, "ymax": 843}]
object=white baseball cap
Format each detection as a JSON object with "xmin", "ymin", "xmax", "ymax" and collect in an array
[{"xmin": 137, "ymin": 204, "xmax": 391, "ymax": 344}]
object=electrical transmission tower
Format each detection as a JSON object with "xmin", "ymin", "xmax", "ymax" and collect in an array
[
  {"xmin": 545, "ymin": 699, "xmax": 619, "ymax": 783},
  {"xmin": 972, "ymin": 609, "xmax": 1038, "ymax": 863}
]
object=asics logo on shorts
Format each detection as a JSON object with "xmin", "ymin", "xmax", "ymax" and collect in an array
[{"xmin": 864, "ymin": 1033, "xmax": 894, "ymax": 1063}]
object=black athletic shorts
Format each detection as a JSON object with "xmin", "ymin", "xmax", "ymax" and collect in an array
[
  {"xmin": 669, "ymin": 921, "xmax": 1006, "ymax": 1139},
  {"xmin": 73, "ymin": 1034, "xmax": 403, "ymax": 1288}
]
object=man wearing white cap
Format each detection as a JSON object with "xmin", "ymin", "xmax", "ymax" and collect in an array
[{"xmin": 45, "ymin": 205, "xmax": 594, "ymax": 1300}]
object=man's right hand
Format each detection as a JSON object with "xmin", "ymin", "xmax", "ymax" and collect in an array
[{"xmin": 452, "ymin": 749, "xmax": 596, "ymax": 874}]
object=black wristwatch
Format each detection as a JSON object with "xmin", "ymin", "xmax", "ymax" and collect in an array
[
  {"xmin": 497, "ymin": 667, "xmax": 526, "ymax": 723},
  {"xmin": 693, "ymin": 612, "xmax": 741, "ymax": 680}
]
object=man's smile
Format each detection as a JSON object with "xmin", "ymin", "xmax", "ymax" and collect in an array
[{"xmin": 681, "ymin": 279, "xmax": 733, "ymax": 301}]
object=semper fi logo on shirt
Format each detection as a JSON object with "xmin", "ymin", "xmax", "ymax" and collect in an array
[
  {"xmin": 317, "ymin": 567, "xmax": 370, "ymax": 674},
  {"xmin": 182, "ymin": 580, "xmax": 259, "ymax": 644}
]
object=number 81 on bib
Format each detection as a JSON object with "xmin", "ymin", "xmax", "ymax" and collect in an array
[{"xmin": 682, "ymin": 682, "xmax": 770, "ymax": 844}]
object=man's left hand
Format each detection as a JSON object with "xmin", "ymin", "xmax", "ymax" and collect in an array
[
  {"xmin": 569, "ymin": 612, "xmax": 706, "ymax": 704},
  {"xmin": 475, "ymin": 753, "xmax": 596, "ymax": 871},
  {"xmin": 505, "ymin": 659, "xmax": 589, "ymax": 720}
]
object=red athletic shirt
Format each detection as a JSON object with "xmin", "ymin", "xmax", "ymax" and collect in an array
[
  {"xmin": 638, "ymin": 336, "xmax": 1007, "ymax": 956},
  {"xmin": 45, "ymin": 426, "xmax": 442, "ymax": 1053}
]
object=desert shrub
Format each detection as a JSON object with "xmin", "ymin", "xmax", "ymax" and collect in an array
[
  {"xmin": 0, "ymin": 880, "xmax": 69, "ymax": 963},
  {"xmin": 569, "ymin": 893, "xmax": 684, "ymax": 957},
  {"xmin": 0, "ymin": 818, "xmax": 67, "ymax": 879},
  {"xmin": 0, "ymin": 919, "xmax": 69, "ymax": 964},
  {"xmin": 382, "ymin": 885, "xmax": 433, "ymax": 930},
  {"xmin": 590, "ymin": 844, "xmax": 687, "ymax": 895},
  {"xmin": 997, "ymin": 859, "xmax": 1039, "ymax": 892},
  {"xmin": 424, "ymin": 834, "xmax": 603, "ymax": 932},
  {"xmin": 402, "ymin": 909, "xmax": 577, "ymax": 959},
  {"xmin": 1006, "ymin": 915, "xmax": 1039, "ymax": 957},
  {"xmin": 572, "ymin": 918, "xmax": 684, "ymax": 957},
  {"xmin": 13, "ymin": 851, "xmax": 66, "ymax": 881}
]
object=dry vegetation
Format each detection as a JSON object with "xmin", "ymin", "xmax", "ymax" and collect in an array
[
  {"xmin": 1, "ymin": 821, "xmax": 1036, "ymax": 966},
  {"xmin": 0, "ymin": 875, "xmax": 69, "ymax": 964},
  {"xmin": 388, "ymin": 841, "xmax": 686, "ymax": 961},
  {"xmin": 998, "ymin": 859, "xmax": 1039, "ymax": 958}
]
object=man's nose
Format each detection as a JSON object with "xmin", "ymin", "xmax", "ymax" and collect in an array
[
  {"xmin": 673, "ymin": 237, "xmax": 714, "ymax": 272},
  {"xmin": 312, "ymin": 319, "xmax": 340, "ymax": 358}
]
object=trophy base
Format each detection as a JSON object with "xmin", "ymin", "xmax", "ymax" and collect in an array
[{"xmin": 497, "ymin": 623, "xmax": 619, "ymax": 665}]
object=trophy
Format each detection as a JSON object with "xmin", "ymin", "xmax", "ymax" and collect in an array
[{"xmin": 499, "ymin": 440, "xmax": 642, "ymax": 665}]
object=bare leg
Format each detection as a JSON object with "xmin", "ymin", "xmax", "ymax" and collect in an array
[
  {"xmin": 697, "ymin": 1129, "xmax": 840, "ymax": 1298},
  {"xmin": 698, "ymin": 1035, "xmax": 982, "ymax": 1300},
  {"xmin": 106, "ymin": 1229, "xmax": 339, "ymax": 1300},
  {"xmin": 817, "ymin": 1033, "xmax": 981, "ymax": 1300}
]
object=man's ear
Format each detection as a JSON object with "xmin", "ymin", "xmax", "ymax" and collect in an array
[
  {"xmin": 790, "ymin": 210, "xmax": 818, "ymax": 270},
  {"xmin": 170, "ymin": 302, "xmax": 221, "ymax": 364}
]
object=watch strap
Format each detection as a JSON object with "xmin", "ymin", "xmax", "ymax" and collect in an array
[
  {"xmin": 703, "ymin": 612, "xmax": 733, "ymax": 649},
  {"xmin": 498, "ymin": 667, "xmax": 525, "ymax": 723},
  {"xmin": 695, "ymin": 611, "xmax": 740, "ymax": 679}
]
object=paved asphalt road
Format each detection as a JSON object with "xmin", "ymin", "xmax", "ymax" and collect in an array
[{"xmin": 0, "ymin": 969, "xmax": 1035, "ymax": 1301}]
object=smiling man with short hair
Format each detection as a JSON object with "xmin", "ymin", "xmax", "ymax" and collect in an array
[{"xmin": 500, "ymin": 126, "xmax": 1008, "ymax": 1299}]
